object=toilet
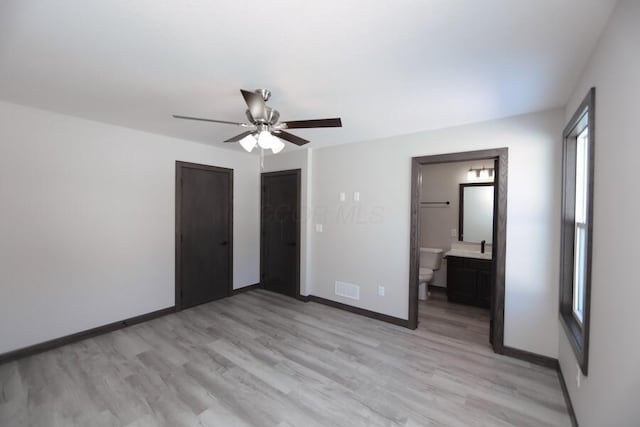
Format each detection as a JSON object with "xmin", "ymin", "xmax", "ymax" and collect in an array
[{"xmin": 418, "ymin": 247, "xmax": 444, "ymax": 300}]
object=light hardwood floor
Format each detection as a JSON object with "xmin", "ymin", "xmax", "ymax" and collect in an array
[{"xmin": 0, "ymin": 289, "xmax": 571, "ymax": 426}]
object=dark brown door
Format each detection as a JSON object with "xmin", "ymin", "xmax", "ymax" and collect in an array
[
  {"xmin": 261, "ymin": 170, "xmax": 300, "ymax": 298},
  {"xmin": 176, "ymin": 162, "xmax": 233, "ymax": 310}
]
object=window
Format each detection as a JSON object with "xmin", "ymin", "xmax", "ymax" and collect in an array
[
  {"xmin": 572, "ymin": 126, "xmax": 589, "ymax": 324},
  {"xmin": 560, "ymin": 88, "xmax": 595, "ymax": 375}
]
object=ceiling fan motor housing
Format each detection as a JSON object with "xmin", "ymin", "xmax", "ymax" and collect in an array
[
  {"xmin": 246, "ymin": 107, "xmax": 280, "ymax": 126},
  {"xmin": 256, "ymin": 88, "xmax": 271, "ymax": 102}
]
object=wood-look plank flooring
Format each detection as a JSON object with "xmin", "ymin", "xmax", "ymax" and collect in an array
[
  {"xmin": 419, "ymin": 287, "xmax": 491, "ymax": 347},
  {"xmin": 0, "ymin": 289, "xmax": 571, "ymax": 426}
]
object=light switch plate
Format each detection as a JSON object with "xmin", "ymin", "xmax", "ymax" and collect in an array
[
  {"xmin": 339, "ymin": 192, "xmax": 345, "ymax": 202},
  {"xmin": 354, "ymin": 191, "xmax": 360, "ymax": 202},
  {"xmin": 315, "ymin": 224, "xmax": 323, "ymax": 233}
]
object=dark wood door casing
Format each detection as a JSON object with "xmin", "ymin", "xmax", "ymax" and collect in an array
[
  {"xmin": 410, "ymin": 148, "xmax": 508, "ymax": 355},
  {"xmin": 175, "ymin": 161, "xmax": 233, "ymax": 310}
]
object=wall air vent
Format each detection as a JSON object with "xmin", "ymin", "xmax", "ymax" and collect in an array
[{"xmin": 335, "ymin": 281, "xmax": 360, "ymax": 300}]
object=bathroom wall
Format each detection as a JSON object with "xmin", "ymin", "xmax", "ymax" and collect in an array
[{"xmin": 419, "ymin": 160, "xmax": 494, "ymax": 287}]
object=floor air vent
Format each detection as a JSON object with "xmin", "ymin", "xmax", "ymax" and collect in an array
[{"xmin": 335, "ymin": 281, "xmax": 360, "ymax": 300}]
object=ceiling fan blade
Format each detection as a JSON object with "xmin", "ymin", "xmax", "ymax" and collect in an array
[
  {"xmin": 282, "ymin": 118, "xmax": 342, "ymax": 129},
  {"xmin": 224, "ymin": 130, "xmax": 255, "ymax": 143},
  {"xmin": 273, "ymin": 130, "xmax": 310, "ymax": 146},
  {"xmin": 172, "ymin": 115, "xmax": 246, "ymax": 126},
  {"xmin": 240, "ymin": 89, "xmax": 266, "ymax": 121}
]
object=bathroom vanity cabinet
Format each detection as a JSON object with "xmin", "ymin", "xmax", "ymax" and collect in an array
[{"xmin": 446, "ymin": 256, "xmax": 491, "ymax": 308}]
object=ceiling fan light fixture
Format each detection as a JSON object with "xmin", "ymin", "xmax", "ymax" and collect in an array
[
  {"xmin": 238, "ymin": 134, "xmax": 257, "ymax": 152},
  {"xmin": 257, "ymin": 130, "xmax": 277, "ymax": 149},
  {"xmin": 271, "ymin": 137, "xmax": 285, "ymax": 154}
]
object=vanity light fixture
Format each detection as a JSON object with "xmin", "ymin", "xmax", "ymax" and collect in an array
[
  {"xmin": 467, "ymin": 167, "xmax": 480, "ymax": 180},
  {"xmin": 467, "ymin": 166, "xmax": 495, "ymax": 181}
]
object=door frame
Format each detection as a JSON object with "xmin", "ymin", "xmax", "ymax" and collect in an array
[
  {"xmin": 409, "ymin": 148, "xmax": 508, "ymax": 354},
  {"xmin": 260, "ymin": 169, "xmax": 302, "ymax": 299},
  {"xmin": 175, "ymin": 161, "xmax": 234, "ymax": 311}
]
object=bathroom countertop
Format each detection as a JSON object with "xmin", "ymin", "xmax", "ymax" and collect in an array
[{"xmin": 444, "ymin": 249, "xmax": 492, "ymax": 260}]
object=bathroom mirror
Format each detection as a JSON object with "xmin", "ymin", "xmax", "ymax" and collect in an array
[{"xmin": 459, "ymin": 183, "xmax": 494, "ymax": 243}]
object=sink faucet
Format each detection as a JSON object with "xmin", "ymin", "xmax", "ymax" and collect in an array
[{"xmin": 481, "ymin": 240, "xmax": 486, "ymax": 254}]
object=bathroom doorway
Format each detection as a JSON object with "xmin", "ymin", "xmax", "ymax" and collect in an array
[{"xmin": 409, "ymin": 149, "xmax": 508, "ymax": 354}]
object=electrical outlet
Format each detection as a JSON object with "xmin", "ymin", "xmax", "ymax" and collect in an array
[
  {"xmin": 451, "ymin": 228, "xmax": 457, "ymax": 238},
  {"xmin": 378, "ymin": 286, "xmax": 385, "ymax": 296}
]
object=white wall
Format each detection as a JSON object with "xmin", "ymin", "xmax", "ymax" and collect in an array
[
  {"xmin": 263, "ymin": 149, "xmax": 313, "ymax": 296},
  {"xmin": 419, "ymin": 160, "xmax": 494, "ymax": 287},
  {"xmin": 558, "ymin": 1, "xmax": 640, "ymax": 425},
  {"xmin": 310, "ymin": 108, "xmax": 563, "ymax": 357},
  {"xmin": 0, "ymin": 101, "xmax": 260, "ymax": 354}
]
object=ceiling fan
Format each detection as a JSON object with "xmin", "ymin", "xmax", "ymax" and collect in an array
[{"xmin": 173, "ymin": 89, "xmax": 342, "ymax": 153}]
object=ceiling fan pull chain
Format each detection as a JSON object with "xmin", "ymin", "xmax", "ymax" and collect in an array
[{"xmin": 260, "ymin": 148, "xmax": 265, "ymax": 171}]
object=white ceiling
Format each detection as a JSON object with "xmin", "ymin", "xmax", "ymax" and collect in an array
[{"xmin": 0, "ymin": 0, "xmax": 616, "ymax": 150}]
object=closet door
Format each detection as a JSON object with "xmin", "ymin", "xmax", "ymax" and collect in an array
[
  {"xmin": 176, "ymin": 162, "xmax": 233, "ymax": 309},
  {"xmin": 261, "ymin": 169, "xmax": 300, "ymax": 298}
]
